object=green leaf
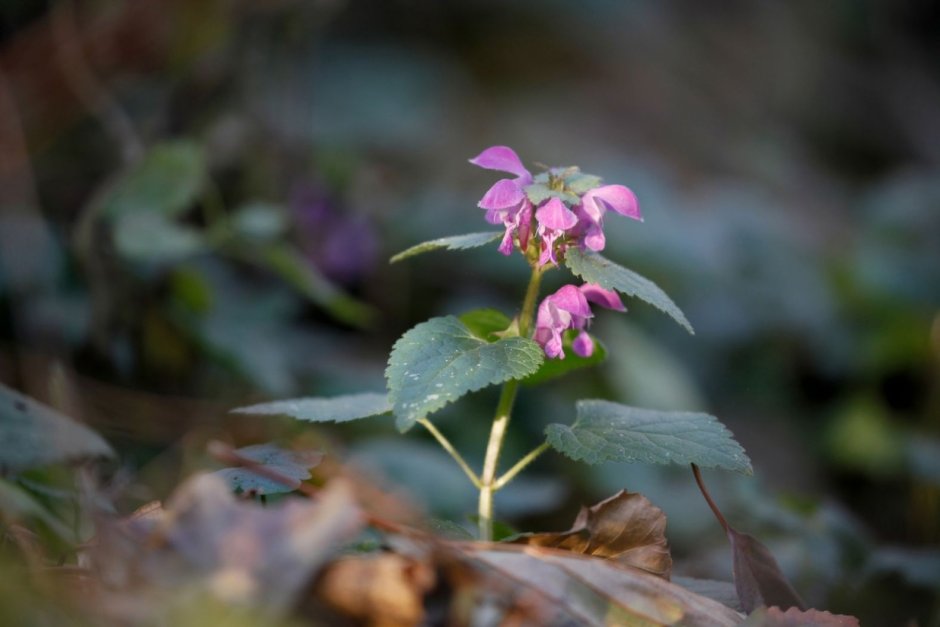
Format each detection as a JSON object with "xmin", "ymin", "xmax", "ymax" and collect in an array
[
  {"xmin": 212, "ymin": 443, "xmax": 322, "ymax": 496},
  {"xmin": 564, "ymin": 249, "xmax": 694, "ymax": 334},
  {"xmin": 522, "ymin": 331, "xmax": 607, "ymax": 386},
  {"xmin": 546, "ymin": 400, "xmax": 751, "ymax": 473},
  {"xmin": 386, "ymin": 316, "xmax": 543, "ymax": 432},
  {"xmin": 232, "ymin": 393, "xmax": 391, "ymax": 423},
  {"xmin": 113, "ymin": 213, "xmax": 207, "ymax": 262},
  {"xmin": 524, "ymin": 183, "xmax": 578, "ymax": 206},
  {"xmin": 100, "ymin": 141, "xmax": 206, "ymax": 219},
  {"xmin": 390, "ymin": 232, "xmax": 502, "ymax": 263},
  {"xmin": 563, "ymin": 173, "xmax": 602, "ymax": 195},
  {"xmin": 0, "ymin": 383, "xmax": 113, "ymax": 475},
  {"xmin": 254, "ymin": 244, "xmax": 375, "ymax": 327},
  {"xmin": 458, "ymin": 308, "xmax": 513, "ymax": 340}
]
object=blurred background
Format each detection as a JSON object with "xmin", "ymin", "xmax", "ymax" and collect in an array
[{"xmin": 1, "ymin": 1, "xmax": 938, "ymax": 624}]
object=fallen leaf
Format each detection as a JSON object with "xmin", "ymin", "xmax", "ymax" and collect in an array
[
  {"xmin": 89, "ymin": 473, "xmax": 362, "ymax": 615},
  {"xmin": 692, "ymin": 464, "xmax": 805, "ymax": 613},
  {"xmin": 313, "ymin": 553, "xmax": 436, "ymax": 627},
  {"xmin": 462, "ymin": 544, "xmax": 742, "ymax": 626},
  {"xmin": 513, "ymin": 490, "xmax": 672, "ymax": 579},
  {"xmin": 743, "ymin": 606, "xmax": 861, "ymax": 626}
]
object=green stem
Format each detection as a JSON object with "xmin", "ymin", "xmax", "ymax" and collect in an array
[
  {"xmin": 478, "ymin": 265, "xmax": 544, "ymax": 541},
  {"xmin": 418, "ymin": 418, "xmax": 481, "ymax": 489},
  {"xmin": 493, "ymin": 441, "xmax": 550, "ymax": 491}
]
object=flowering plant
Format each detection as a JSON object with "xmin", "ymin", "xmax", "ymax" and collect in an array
[{"xmin": 235, "ymin": 146, "xmax": 751, "ymax": 540}]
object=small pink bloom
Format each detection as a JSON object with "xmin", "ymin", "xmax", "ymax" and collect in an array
[
  {"xmin": 533, "ymin": 283, "xmax": 627, "ymax": 359},
  {"xmin": 535, "ymin": 197, "xmax": 578, "ymax": 266},
  {"xmin": 575, "ymin": 185, "xmax": 641, "ymax": 252},
  {"xmin": 470, "ymin": 146, "xmax": 534, "ymax": 256}
]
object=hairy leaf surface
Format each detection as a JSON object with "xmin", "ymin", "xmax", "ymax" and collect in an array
[
  {"xmin": 386, "ymin": 316, "xmax": 543, "ymax": 431},
  {"xmin": 233, "ymin": 393, "xmax": 391, "ymax": 423},
  {"xmin": 546, "ymin": 400, "xmax": 751, "ymax": 473},
  {"xmin": 390, "ymin": 232, "xmax": 502, "ymax": 263}
]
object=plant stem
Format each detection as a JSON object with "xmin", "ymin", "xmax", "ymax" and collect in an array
[
  {"xmin": 418, "ymin": 418, "xmax": 481, "ymax": 488},
  {"xmin": 493, "ymin": 441, "xmax": 550, "ymax": 490},
  {"xmin": 478, "ymin": 265, "xmax": 544, "ymax": 541}
]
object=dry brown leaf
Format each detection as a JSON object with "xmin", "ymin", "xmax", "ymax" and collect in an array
[
  {"xmin": 314, "ymin": 553, "xmax": 436, "ymax": 627},
  {"xmin": 745, "ymin": 606, "xmax": 861, "ymax": 626},
  {"xmin": 461, "ymin": 544, "xmax": 742, "ymax": 626},
  {"xmin": 513, "ymin": 489, "xmax": 672, "ymax": 579},
  {"xmin": 89, "ymin": 473, "xmax": 363, "ymax": 616}
]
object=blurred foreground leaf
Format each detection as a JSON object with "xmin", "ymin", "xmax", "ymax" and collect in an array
[
  {"xmin": 565, "ymin": 248, "xmax": 694, "ymax": 334},
  {"xmin": 386, "ymin": 316, "xmax": 543, "ymax": 432},
  {"xmin": 212, "ymin": 443, "xmax": 323, "ymax": 496},
  {"xmin": 461, "ymin": 545, "xmax": 742, "ymax": 626},
  {"xmin": 742, "ymin": 606, "xmax": 859, "ymax": 626},
  {"xmin": 389, "ymin": 231, "xmax": 502, "ymax": 263},
  {"xmin": 90, "ymin": 473, "xmax": 362, "ymax": 615},
  {"xmin": 513, "ymin": 490, "xmax": 672, "ymax": 579},
  {"xmin": 0, "ymin": 383, "xmax": 113, "ymax": 475},
  {"xmin": 546, "ymin": 400, "xmax": 752, "ymax": 474},
  {"xmin": 233, "ymin": 393, "xmax": 390, "ymax": 424}
]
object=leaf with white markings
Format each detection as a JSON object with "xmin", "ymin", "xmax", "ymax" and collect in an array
[
  {"xmin": 386, "ymin": 316, "xmax": 543, "ymax": 432},
  {"xmin": 565, "ymin": 249, "xmax": 694, "ymax": 334},
  {"xmin": 390, "ymin": 232, "xmax": 502, "ymax": 263},
  {"xmin": 232, "ymin": 393, "xmax": 391, "ymax": 423},
  {"xmin": 213, "ymin": 443, "xmax": 322, "ymax": 495},
  {"xmin": 546, "ymin": 400, "xmax": 752, "ymax": 473}
]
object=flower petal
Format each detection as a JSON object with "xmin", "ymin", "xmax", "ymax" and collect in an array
[
  {"xmin": 572, "ymin": 331, "xmax": 594, "ymax": 357},
  {"xmin": 469, "ymin": 146, "xmax": 531, "ymax": 179},
  {"xmin": 579, "ymin": 283, "xmax": 626, "ymax": 312},
  {"xmin": 547, "ymin": 285, "xmax": 592, "ymax": 319},
  {"xmin": 535, "ymin": 197, "xmax": 578, "ymax": 231},
  {"xmin": 587, "ymin": 185, "xmax": 642, "ymax": 221},
  {"xmin": 478, "ymin": 179, "xmax": 525, "ymax": 210}
]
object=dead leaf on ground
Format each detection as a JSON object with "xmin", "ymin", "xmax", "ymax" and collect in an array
[
  {"xmin": 513, "ymin": 489, "xmax": 672, "ymax": 579},
  {"xmin": 312, "ymin": 553, "xmax": 436, "ymax": 627},
  {"xmin": 89, "ymin": 473, "xmax": 362, "ymax": 617},
  {"xmin": 458, "ymin": 543, "xmax": 742, "ymax": 626},
  {"xmin": 743, "ymin": 606, "xmax": 861, "ymax": 626}
]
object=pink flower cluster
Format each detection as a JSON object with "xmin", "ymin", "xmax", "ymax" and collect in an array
[
  {"xmin": 533, "ymin": 284, "xmax": 625, "ymax": 359},
  {"xmin": 470, "ymin": 145, "xmax": 640, "ymax": 359},
  {"xmin": 469, "ymin": 145, "xmax": 641, "ymax": 263}
]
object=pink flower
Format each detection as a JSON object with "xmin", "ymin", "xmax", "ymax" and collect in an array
[
  {"xmin": 535, "ymin": 197, "xmax": 578, "ymax": 267},
  {"xmin": 470, "ymin": 146, "xmax": 534, "ymax": 256},
  {"xmin": 533, "ymin": 283, "xmax": 626, "ymax": 359},
  {"xmin": 574, "ymin": 185, "xmax": 642, "ymax": 252}
]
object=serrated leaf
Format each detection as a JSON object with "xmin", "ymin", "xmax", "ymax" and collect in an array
[
  {"xmin": 513, "ymin": 490, "xmax": 672, "ymax": 579},
  {"xmin": 545, "ymin": 400, "xmax": 752, "ymax": 473},
  {"xmin": 386, "ymin": 316, "xmax": 543, "ymax": 432},
  {"xmin": 565, "ymin": 249, "xmax": 694, "ymax": 334},
  {"xmin": 458, "ymin": 308, "xmax": 512, "ymax": 340},
  {"xmin": 390, "ymin": 232, "xmax": 502, "ymax": 263},
  {"xmin": 522, "ymin": 331, "xmax": 607, "ymax": 385},
  {"xmin": 0, "ymin": 383, "xmax": 113, "ymax": 475},
  {"xmin": 113, "ymin": 212, "xmax": 207, "ymax": 262},
  {"xmin": 212, "ymin": 443, "xmax": 322, "ymax": 495},
  {"xmin": 232, "ymin": 393, "xmax": 391, "ymax": 423},
  {"xmin": 100, "ymin": 141, "xmax": 205, "ymax": 219}
]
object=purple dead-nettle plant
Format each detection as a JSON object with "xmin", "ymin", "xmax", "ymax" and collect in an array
[{"xmin": 234, "ymin": 145, "xmax": 752, "ymax": 541}]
